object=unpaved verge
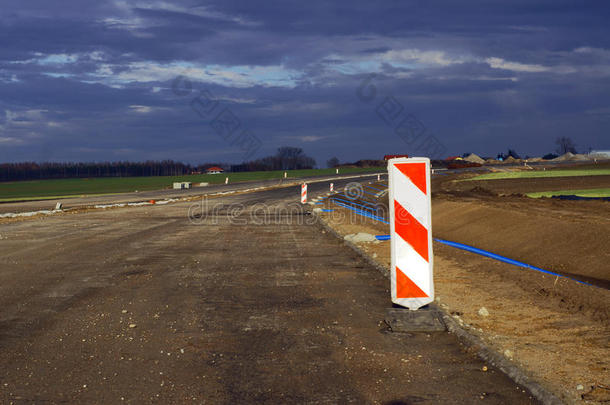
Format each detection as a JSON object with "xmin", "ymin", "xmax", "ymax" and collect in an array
[
  {"xmin": 431, "ymin": 198, "xmax": 610, "ymax": 288},
  {"xmin": 314, "ymin": 204, "xmax": 610, "ymax": 405}
]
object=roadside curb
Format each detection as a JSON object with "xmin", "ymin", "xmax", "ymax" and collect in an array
[{"xmin": 312, "ymin": 211, "xmax": 564, "ymax": 405}]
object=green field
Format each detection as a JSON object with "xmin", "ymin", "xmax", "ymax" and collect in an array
[
  {"xmin": 527, "ymin": 188, "xmax": 610, "ymax": 198},
  {"xmin": 466, "ymin": 169, "xmax": 610, "ymax": 181},
  {"xmin": 0, "ymin": 167, "xmax": 383, "ymax": 202}
]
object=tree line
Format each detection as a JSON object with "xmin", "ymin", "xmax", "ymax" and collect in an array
[
  {"xmin": 0, "ymin": 161, "xmax": 197, "ymax": 182},
  {"xmin": 0, "ymin": 147, "xmax": 317, "ymax": 182}
]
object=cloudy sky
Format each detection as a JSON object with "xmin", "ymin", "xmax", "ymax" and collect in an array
[{"xmin": 1, "ymin": 0, "xmax": 609, "ymax": 165}]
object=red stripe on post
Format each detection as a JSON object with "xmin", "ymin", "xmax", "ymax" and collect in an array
[
  {"xmin": 396, "ymin": 266, "xmax": 429, "ymax": 298},
  {"xmin": 395, "ymin": 162, "xmax": 427, "ymax": 195},
  {"xmin": 394, "ymin": 200, "xmax": 429, "ymax": 262}
]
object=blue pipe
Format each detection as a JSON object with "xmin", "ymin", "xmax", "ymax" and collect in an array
[
  {"xmin": 331, "ymin": 196, "xmax": 377, "ymax": 210},
  {"xmin": 371, "ymin": 235, "xmax": 593, "ymax": 287},
  {"xmin": 435, "ymin": 238, "xmax": 593, "ymax": 287},
  {"xmin": 365, "ymin": 184, "xmax": 387, "ymax": 192},
  {"xmin": 334, "ymin": 192, "xmax": 377, "ymax": 204},
  {"xmin": 332, "ymin": 201, "xmax": 389, "ymax": 224}
]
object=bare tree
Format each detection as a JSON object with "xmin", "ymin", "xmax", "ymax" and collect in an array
[
  {"xmin": 326, "ymin": 157, "xmax": 340, "ymax": 168},
  {"xmin": 276, "ymin": 147, "xmax": 305, "ymax": 170},
  {"xmin": 555, "ymin": 137, "xmax": 577, "ymax": 155}
]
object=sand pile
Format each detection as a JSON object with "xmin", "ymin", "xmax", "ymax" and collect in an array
[
  {"xmin": 503, "ymin": 156, "xmax": 522, "ymax": 163},
  {"xmin": 552, "ymin": 152, "xmax": 574, "ymax": 161},
  {"xmin": 463, "ymin": 153, "xmax": 485, "ymax": 164},
  {"xmin": 551, "ymin": 153, "xmax": 591, "ymax": 161}
]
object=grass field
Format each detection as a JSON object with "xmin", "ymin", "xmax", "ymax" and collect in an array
[
  {"xmin": 466, "ymin": 168, "xmax": 610, "ymax": 181},
  {"xmin": 0, "ymin": 167, "xmax": 383, "ymax": 202},
  {"xmin": 526, "ymin": 188, "xmax": 610, "ymax": 198}
]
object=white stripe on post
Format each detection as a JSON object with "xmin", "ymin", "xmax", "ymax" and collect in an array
[
  {"xmin": 301, "ymin": 183, "xmax": 307, "ymax": 204},
  {"xmin": 388, "ymin": 157, "xmax": 434, "ymax": 310},
  {"xmin": 392, "ymin": 170, "xmax": 429, "ymax": 227}
]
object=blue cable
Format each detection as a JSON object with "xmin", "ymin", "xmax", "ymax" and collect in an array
[
  {"xmin": 362, "ymin": 190, "xmax": 379, "ymax": 196},
  {"xmin": 331, "ymin": 196, "xmax": 378, "ymax": 209},
  {"xmin": 331, "ymin": 201, "xmax": 389, "ymax": 224},
  {"xmin": 365, "ymin": 184, "xmax": 387, "ymax": 192},
  {"xmin": 371, "ymin": 235, "xmax": 594, "ymax": 287}
]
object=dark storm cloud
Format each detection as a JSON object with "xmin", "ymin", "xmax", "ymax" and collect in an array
[{"xmin": 1, "ymin": 0, "xmax": 609, "ymax": 164}]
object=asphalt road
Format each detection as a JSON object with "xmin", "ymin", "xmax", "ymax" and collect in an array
[
  {"xmin": 0, "ymin": 179, "xmax": 537, "ymax": 404},
  {"xmin": 0, "ymin": 172, "xmax": 382, "ymax": 214}
]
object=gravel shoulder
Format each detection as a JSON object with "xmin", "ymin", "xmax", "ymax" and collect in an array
[{"xmin": 316, "ymin": 197, "xmax": 610, "ymax": 404}]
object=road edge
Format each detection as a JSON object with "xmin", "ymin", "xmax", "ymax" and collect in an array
[{"xmin": 312, "ymin": 210, "xmax": 564, "ymax": 405}]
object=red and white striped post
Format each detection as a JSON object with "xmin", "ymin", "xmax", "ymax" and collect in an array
[
  {"xmin": 330, "ymin": 183, "xmax": 334, "ymax": 192},
  {"xmin": 387, "ymin": 157, "xmax": 434, "ymax": 310},
  {"xmin": 301, "ymin": 183, "xmax": 307, "ymax": 204}
]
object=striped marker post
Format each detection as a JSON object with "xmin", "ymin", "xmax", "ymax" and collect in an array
[
  {"xmin": 388, "ymin": 157, "xmax": 434, "ymax": 310},
  {"xmin": 301, "ymin": 183, "xmax": 307, "ymax": 204},
  {"xmin": 330, "ymin": 183, "xmax": 334, "ymax": 192}
]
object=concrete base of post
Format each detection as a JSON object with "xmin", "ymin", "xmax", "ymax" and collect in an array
[{"xmin": 384, "ymin": 306, "xmax": 446, "ymax": 332}]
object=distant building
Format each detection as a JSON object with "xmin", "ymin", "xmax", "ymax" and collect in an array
[
  {"xmin": 589, "ymin": 150, "xmax": 610, "ymax": 159},
  {"xmin": 205, "ymin": 166, "xmax": 224, "ymax": 174}
]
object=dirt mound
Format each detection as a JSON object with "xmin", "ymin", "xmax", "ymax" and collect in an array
[
  {"xmin": 485, "ymin": 159, "xmax": 501, "ymax": 164},
  {"xmin": 552, "ymin": 152, "xmax": 574, "ymax": 161},
  {"xmin": 503, "ymin": 156, "xmax": 523, "ymax": 164},
  {"xmin": 463, "ymin": 153, "xmax": 485, "ymax": 164},
  {"xmin": 550, "ymin": 153, "xmax": 592, "ymax": 162},
  {"xmin": 526, "ymin": 157, "xmax": 543, "ymax": 162}
]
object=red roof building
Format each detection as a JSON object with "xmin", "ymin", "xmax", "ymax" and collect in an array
[{"xmin": 205, "ymin": 166, "xmax": 224, "ymax": 174}]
